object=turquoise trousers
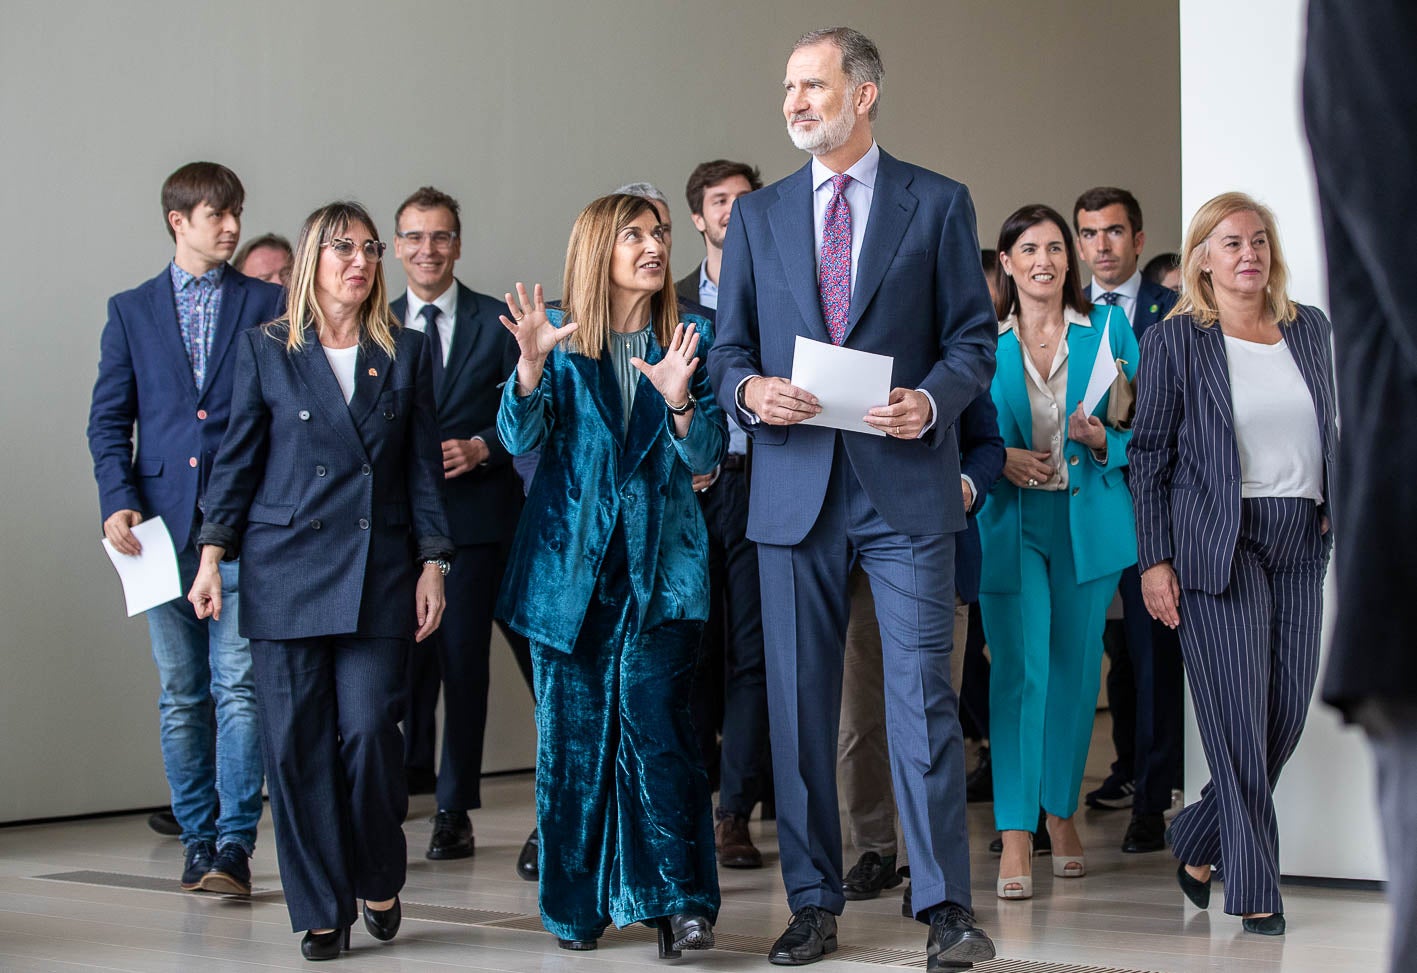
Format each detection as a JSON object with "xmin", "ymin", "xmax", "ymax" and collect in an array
[{"xmin": 979, "ymin": 489, "xmax": 1120, "ymax": 832}]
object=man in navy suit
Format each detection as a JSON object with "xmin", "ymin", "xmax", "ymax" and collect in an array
[
  {"xmin": 87, "ymin": 162, "xmax": 282, "ymax": 895},
  {"xmin": 389, "ymin": 187, "xmax": 533, "ymax": 861},
  {"xmin": 1073, "ymin": 187, "xmax": 1182, "ymax": 854},
  {"xmin": 710, "ymin": 27, "xmax": 997, "ymax": 969}
]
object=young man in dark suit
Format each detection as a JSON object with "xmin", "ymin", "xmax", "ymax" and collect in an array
[
  {"xmin": 1073, "ymin": 187, "xmax": 1182, "ymax": 854},
  {"xmin": 390, "ymin": 187, "xmax": 533, "ymax": 861},
  {"xmin": 87, "ymin": 161, "xmax": 282, "ymax": 894}
]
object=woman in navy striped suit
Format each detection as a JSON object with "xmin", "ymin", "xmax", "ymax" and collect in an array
[{"xmin": 1130, "ymin": 192, "xmax": 1336, "ymax": 936}]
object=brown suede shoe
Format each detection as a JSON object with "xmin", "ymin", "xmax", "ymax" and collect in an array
[{"xmin": 714, "ymin": 812, "xmax": 763, "ymax": 869}]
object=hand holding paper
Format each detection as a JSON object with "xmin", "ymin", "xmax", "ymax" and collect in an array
[
  {"xmin": 101, "ymin": 515, "xmax": 181, "ymax": 617},
  {"xmin": 789, "ymin": 335, "xmax": 893, "ymax": 437}
]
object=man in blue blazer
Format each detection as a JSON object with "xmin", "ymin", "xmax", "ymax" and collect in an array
[
  {"xmin": 709, "ymin": 27, "xmax": 997, "ymax": 970},
  {"xmin": 86, "ymin": 162, "xmax": 282, "ymax": 895},
  {"xmin": 1073, "ymin": 187, "xmax": 1182, "ymax": 855},
  {"xmin": 389, "ymin": 187, "xmax": 533, "ymax": 862}
]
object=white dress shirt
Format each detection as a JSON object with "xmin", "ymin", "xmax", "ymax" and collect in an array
[
  {"xmin": 403, "ymin": 282, "xmax": 457, "ymax": 366},
  {"xmin": 1088, "ymin": 269, "xmax": 1142, "ymax": 326}
]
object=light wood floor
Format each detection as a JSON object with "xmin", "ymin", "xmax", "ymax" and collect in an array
[{"xmin": 0, "ymin": 718, "xmax": 1389, "ymax": 972}]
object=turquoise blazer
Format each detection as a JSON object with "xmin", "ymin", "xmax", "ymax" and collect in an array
[
  {"xmin": 496, "ymin": 309, "xmax": 727, "ymax": 653},
  {"xmin": 977, "ymin": 304, "xmax": 1140, "ymax": 592}
]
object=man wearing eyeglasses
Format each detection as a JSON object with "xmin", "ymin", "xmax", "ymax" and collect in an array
[
  {"xmin": 390, "ymin": 186, "xmax": 533, "ymax": 862},
  {"xmin": 86, "ymin": 161, "xmax": 282, "ymax": 895}
]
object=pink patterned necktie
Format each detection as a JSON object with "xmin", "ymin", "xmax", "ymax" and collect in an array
[{"xmin": 819, "ymin": 173, "xmax": 852, "ymax": 344}]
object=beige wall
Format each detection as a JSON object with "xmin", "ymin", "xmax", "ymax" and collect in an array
[{"xmin": 0, "ymin": 0, "xmax": 1178, "ymax": 822}]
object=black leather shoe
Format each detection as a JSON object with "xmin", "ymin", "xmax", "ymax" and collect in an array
[
  {"xmin": 842, "ymin": 851, "xmax": 902, "ymax": 900},
  {"xmin": 300, "ymin": 926, "xmax": 350, "ymax": 961},
  {"xmin": 426, "ymin": 809, "xmax": 474, "ymax": 860},
  {"xmin": 965, "ymin": 746, "xmax": 992, "ymax": 803},
  {"xmin": 926, "ymin": 902, "xmax": 996, "ymax": 971},
  {"xmin": 363, "ymin": 896, "xmax": 401, "ymax": 941},
  {"xmin": 669, "ymin": 913, "xmax": 713, "ymax": 951},
  {"xmin": 516, "ymin": 828, "xmax": 539, "ymax": 880},
  {"xmin": 1122, "ymin": 813, "xmax": 1166, "ymax": 853},
  {"xmin": 1242, "ymin": 913, "xmax": 1285, "ymax": 936},
  {"xmin": 769, "ymin": 906, "xmax": 837, "ymax": 965},
  {"xmin": 557, "ymin": 937, "xmax": 597, "ymax": 950},
  {"xmin": 1177, "ymin": 863, "xmax": 1212, "ymax": 909},
  {"xmin": 180, "ymin": 840, "xmax": 217, "ymax": 891},
  {"xmin": 988, "ymin": 812, "xmax": 1050, "ymax": 855},
  {"xmin": 199, "ymin": 844, "xmax": 252, "ymax": 895},
  {"xmin": 148, "ymin": 807, "xmax": 182, "ymax": 837}
]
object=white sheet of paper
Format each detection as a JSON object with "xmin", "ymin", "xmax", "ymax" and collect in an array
[
  {"xmin": 789, "ymin": 335, "xmax": 893, "ymax": 437},
  {"xmin": 1080, "ymin": 312, "xmax": 1118, "ymax": 415},
  {"xmin": 101, "ymin": 516, "xmax": 182, "ymax": 617}
]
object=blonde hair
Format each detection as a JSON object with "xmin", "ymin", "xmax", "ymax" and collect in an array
[
  {"xmin": 561, "ymin": 194, "xmax": 679, "ymax": 359},
  {"xmin": 1168, "ymin": 191, "xmax": 1297, "ymax": 326},
  {"xmin": 270, "ymin": 201, "xmax": 399, "ymax": 357}
]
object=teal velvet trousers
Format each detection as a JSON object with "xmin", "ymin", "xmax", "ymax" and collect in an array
[
  {"xmin": 530, "ymin": 529, "xmax": 720, "ymax": 942},
  {"xmin": 979, "ymin": 489, "xmax": 1121, "ymax": 831}
]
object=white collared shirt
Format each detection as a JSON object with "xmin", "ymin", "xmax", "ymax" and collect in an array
[
  {"xmin": 1088, "ymin": 269, "xmax": 1142, "ymax": 326},
  {"xmin": 811, "ymin": 141, "xmax": 880, "ymax": 292},
  {"xmin": 403, "ymin": 282, "xmax": 457, "ymax": 366}
]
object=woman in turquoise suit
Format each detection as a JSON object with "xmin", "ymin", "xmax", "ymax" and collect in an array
[
  {"xmin": 977, "ymin": 204, "xmax": 1139, "ymax": 900},
  {"xmin": 495, "ymin": 193, "xmax": 726, "ymax": 957}
]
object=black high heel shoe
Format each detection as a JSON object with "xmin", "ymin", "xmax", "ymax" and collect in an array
[
  {"xmin": 363, "ymin": 896, "xmax": 401, "ymax": 942},
  {"xmin": 300, "ymin": 926, "xmax": 350, "ymax": 961},
  {"xmin": 1242, "ymin": 913, "xmax": 1285, "ymax": 936},
  {"xmin": 1176, "ymin": 863, "xmax": 1212, "ymax": 909},
  {"xmin": 557, "ymin": 937, "xmax": 597, "ymax": 950},
  {"xmin": 657, "ymin": 913, "xmax": 714, "ymax": 958}
]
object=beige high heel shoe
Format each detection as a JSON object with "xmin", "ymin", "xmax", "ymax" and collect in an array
[
  {"xmin": 996, "ymin": 832, "xmax": 1034, "ymax": 899},
  {"xmin": 1046, "ymin": 816, "xmax": 1086, "ymax": 878}
]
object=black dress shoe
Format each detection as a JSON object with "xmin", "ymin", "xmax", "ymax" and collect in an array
[
  {"xmin": 300, "ymin": 926, "xmax": 350, "ymax": 961},
  {"xmin": 926, "ymin": 903, "xmax": 996, "ymax": 972},
  {"xmin": 965, "ymin": 746, "xmax": 992, "ymax": 803},
  {"xmin": 1122, "ymin": 812, "xmax": 1166, "ymax": 853},
  {"xmin": 842, "ymin": 851, "xmax": 902, "ymax": 900},
  {"xmin": 516, "ymin": 828, "xmax": 539, "ymax": 880},
  {"xmin": 1242, "ymin": 913, "xmax": 1285, "ymax": 936},
  {"xmin": 363, "ymin": 896, "xmax": 401, "ymax": 942},
  {"xmin": 557, "ymin": 937, "xmax": 597, "ymax": 950},
  {"xmin": 426, "ymin": 809, "xmax": 474, "ymax": 860},
  {"xmin": 199, "ymin": 844, "xmax": 252, "ymax": 895},
  {"xmin": 656, "ymin": 913, "xmax": 713, "ymax": 958},
  {"xmin": 148, "ymin": 808, "xmax": 182, "ymax": 837},
  {"xmin": 769, "ymin": 906, "xmax": 837, "ymax": 965},
  {"xmin": 1176, "ymin": 863, "xmax": 1211, "ymax": 909},
  {"xmin": 988, "ymin": 811, "xmax": 1050, "ymax": 855},
  {"xmin": 180, "ymin": 840, "xmax": 217, "ymax": 891}
]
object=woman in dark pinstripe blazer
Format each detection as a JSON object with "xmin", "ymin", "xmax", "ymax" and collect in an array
[{"xmin": 1130, "ymin": 192, "xmax": 1336, "ymax": 937}]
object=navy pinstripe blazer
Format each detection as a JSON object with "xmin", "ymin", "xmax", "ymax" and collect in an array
[{"xmin": 1129, "ymin": 304, "xmax": 1337, "ymax": 594}]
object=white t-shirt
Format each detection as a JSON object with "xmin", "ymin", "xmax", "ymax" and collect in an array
[
  {"xmin": 1223, "ymin": 334, "xmax": 1323, "ymax": 500},
  {"xmin": 322, "ymin": 344, "xmax": 360, "ymax": 404}
]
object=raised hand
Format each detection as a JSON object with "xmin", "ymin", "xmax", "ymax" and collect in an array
[
  {"xmin": 630, "ymin": 322, "xmax": 700, "ymax": 409},
  {"xmin": 499, "ymin": 282, "xmax": 578, "ymax": 364}
]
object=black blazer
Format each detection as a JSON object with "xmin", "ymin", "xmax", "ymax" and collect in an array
[
  {"xmin": 1087, "ymin": 276, "xmax": 1177, "ymax": 343},
  {"xmin": 391, "ymin": 283, "xmax": 523, "ymax": 545},
  {"xmin": 955, "ymin": 391, "xmax": 1005, "ymax": 604},
  {"xmin": 197, "ymin": 323, "xmax": 453, "ymax": 640},
  {"xmin": 676, "ymin": 268, "xmax": 700, "ymax": 305}
]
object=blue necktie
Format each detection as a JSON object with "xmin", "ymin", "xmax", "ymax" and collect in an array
[
  {"xmin": 1097, "ymin": 291, "xmax": 1121, "ymax": 306},
  {"xmin": 421, "ymin": 303, "xmax": 444, "ymax": 394}
]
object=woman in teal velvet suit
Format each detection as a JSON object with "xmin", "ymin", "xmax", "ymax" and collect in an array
[
  {"xmin": 495, "ymin": 194, "xmax": 726, "ymax": 957},
  {"xmin": 976, "ymin": 204, "xmax": 1139, "ymax": 900}
]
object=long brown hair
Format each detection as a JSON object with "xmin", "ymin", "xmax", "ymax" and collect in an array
[
  {"xmin": 993, "ymin": 203, "xmax": 1091, "ymax": 321},
  {"xmin": 1167, "ymin": 191, "xmax": 1298, "ymax": 326},
  {"xmin": 561, "ymin": 194, "xmax": 679, "ymax": 359},
  {"xmin": 271, "ymin": 201, "xmax": 399, "ymax": 357}
]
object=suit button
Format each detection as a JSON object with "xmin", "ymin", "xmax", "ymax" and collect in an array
[
  {"xmin": 1071, "ymin": 487, "xmax": 1080, "ymax": 496},
  {"xmin": 358, "ymin": 518, "xmax": 369, "ymax": 530},
  {"xmin": 299, "ymin": 410, "xmax": 311, "ymax": 421},
  {"xmin": 568, "ymin": 486, "xmax": 581, "ymax": 500},
  {"xmin": 1069, "ymin": 455, "xmax": 1079, "ymax": 467},
  {"xmin": 361, "ymin": 464, "xmax": 371, "ymax": 476},
  {"xmin": 383, "ymin": 410, "xmax": 396, "ymax": 420},
  {"xmin": 196, "ymin": 409, "xmax": 207, "ymax": 420},
  {"xmin": 315, "ymin": 465, "xmax": 327, "ymax": 476},
  {"xmin": 548, "ymin": 539, "xmax": 561, "ymax": 552},
  {"xmin": 310, "ymin": 519, "xmax": 322, "ymax": 530},
  {"xmin": 188, "ymin": 457, "xmax": 198, "ymax": 468}
]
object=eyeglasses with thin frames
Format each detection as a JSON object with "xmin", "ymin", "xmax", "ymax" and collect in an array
[
  {"xmin": 322, "ymin": 238, "xmax": 387, "ymax": 261},
  {"xmin": 395, "ymin": 230, "xmax": 458, "ymax": 250}
]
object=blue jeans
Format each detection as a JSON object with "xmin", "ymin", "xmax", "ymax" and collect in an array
[{"xmin": 145, "ymin": 545, "xmax": 263, "ymax": 852}]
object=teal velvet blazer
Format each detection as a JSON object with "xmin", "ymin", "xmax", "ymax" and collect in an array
[
  {"xmin": 496, "ymin": 309, "xmax": 727, "ymax": 653},
  {"xmin": 977, "ymin": 304, "xmax": 1140, "ymax": 592}
]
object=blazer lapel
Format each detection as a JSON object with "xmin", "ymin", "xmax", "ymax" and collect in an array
[
  {"xmin": 1065, "ymin": 309, "xmax": 1106, "ymax": 416},
  {"xmin": 1191, "ymin": 320, "xmax": 1235, "ymax": 428},
  {"xmin": 199, "ymin": 272, "xmax": 247, "ymax": 402},
  {"xmin": 290, "ymin": 332, "xmax": 368, "ymax": 459},
  {"xmin": 767, "ymin": 165, "xmax": 831, "ymax": 342},
  {"xmin": 621, "ymin": 335, "xmax": 666, "ymax": 483},
  {"xmin": 147, "ymin": 273, "xmax": 199, "ymax": 400},
  {"xmin": 844, "ymin": 153, "xmax": 916, "ymax": 342},
  {"xmin": 569, "ymin": 351, "xmax": 624, "ymax": 445},
  {"xmin": 439, "ymin": 284, "xmax": 482, "ymax": 407},
  {"xmin": 351, "ymin": 340, "xmax": 393, "ymax": 430},
  {"xmin": 1286, "ymin": 308, "xmax": 1335, "ymax": 457},
  {"xmin": 995, "ymin": 329, "xmax": 1032, "ymax": 445}
]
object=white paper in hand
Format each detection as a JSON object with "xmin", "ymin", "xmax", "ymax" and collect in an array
[
  {"xmin": 1080, "ymin": 311, "xmax": 1119, "ymax": 415},
  {"xmin": 101, "ymin": 516, "xmax": 182, "ymax": 616},
  {"xmin": 789, "ymin": 335, "xmax": 893, "ymax": 437}
]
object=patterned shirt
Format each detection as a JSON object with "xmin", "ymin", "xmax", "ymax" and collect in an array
[{"xmin": 170, "ymin": 261, "xmax": 226, "ymax": 390}]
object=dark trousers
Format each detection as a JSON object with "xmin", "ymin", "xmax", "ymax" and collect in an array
[
  {"xmin": 1105, "ymin": 565, "xmax": 1185, "ymax": 813},
  {"xmin": 531, "ymin": 528, "xmax": 718, "ymax": 941},
  {"xmin": 250, "ymin": 635, "xmax": 408, "ymax": 932},
  {"xmin": 1357, "ymin": 699, "xmax": 1417, "ymax": 973},
  {"xmin": 959, "ymin": 602, "xmax": 990, "ymax": 740},
  {"xmin": 403, "ymin": 541, "xmax": 534, "ymax": 809},
  {"xmin": 758, "ymin": 442, "xmax": 969, "ymax": 918},
  {"xmin": 692, "ymin": 467, "xmax": 771, "ymax": 817},
  {"xmin": 1168, "ymin": 498, "xmax": 1328, "ymax": 916}
]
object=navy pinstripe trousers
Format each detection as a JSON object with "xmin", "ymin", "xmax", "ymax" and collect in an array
[{"xmin": 1168, "ymin": 497, "xmax": 1329, "ymax": 916}]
